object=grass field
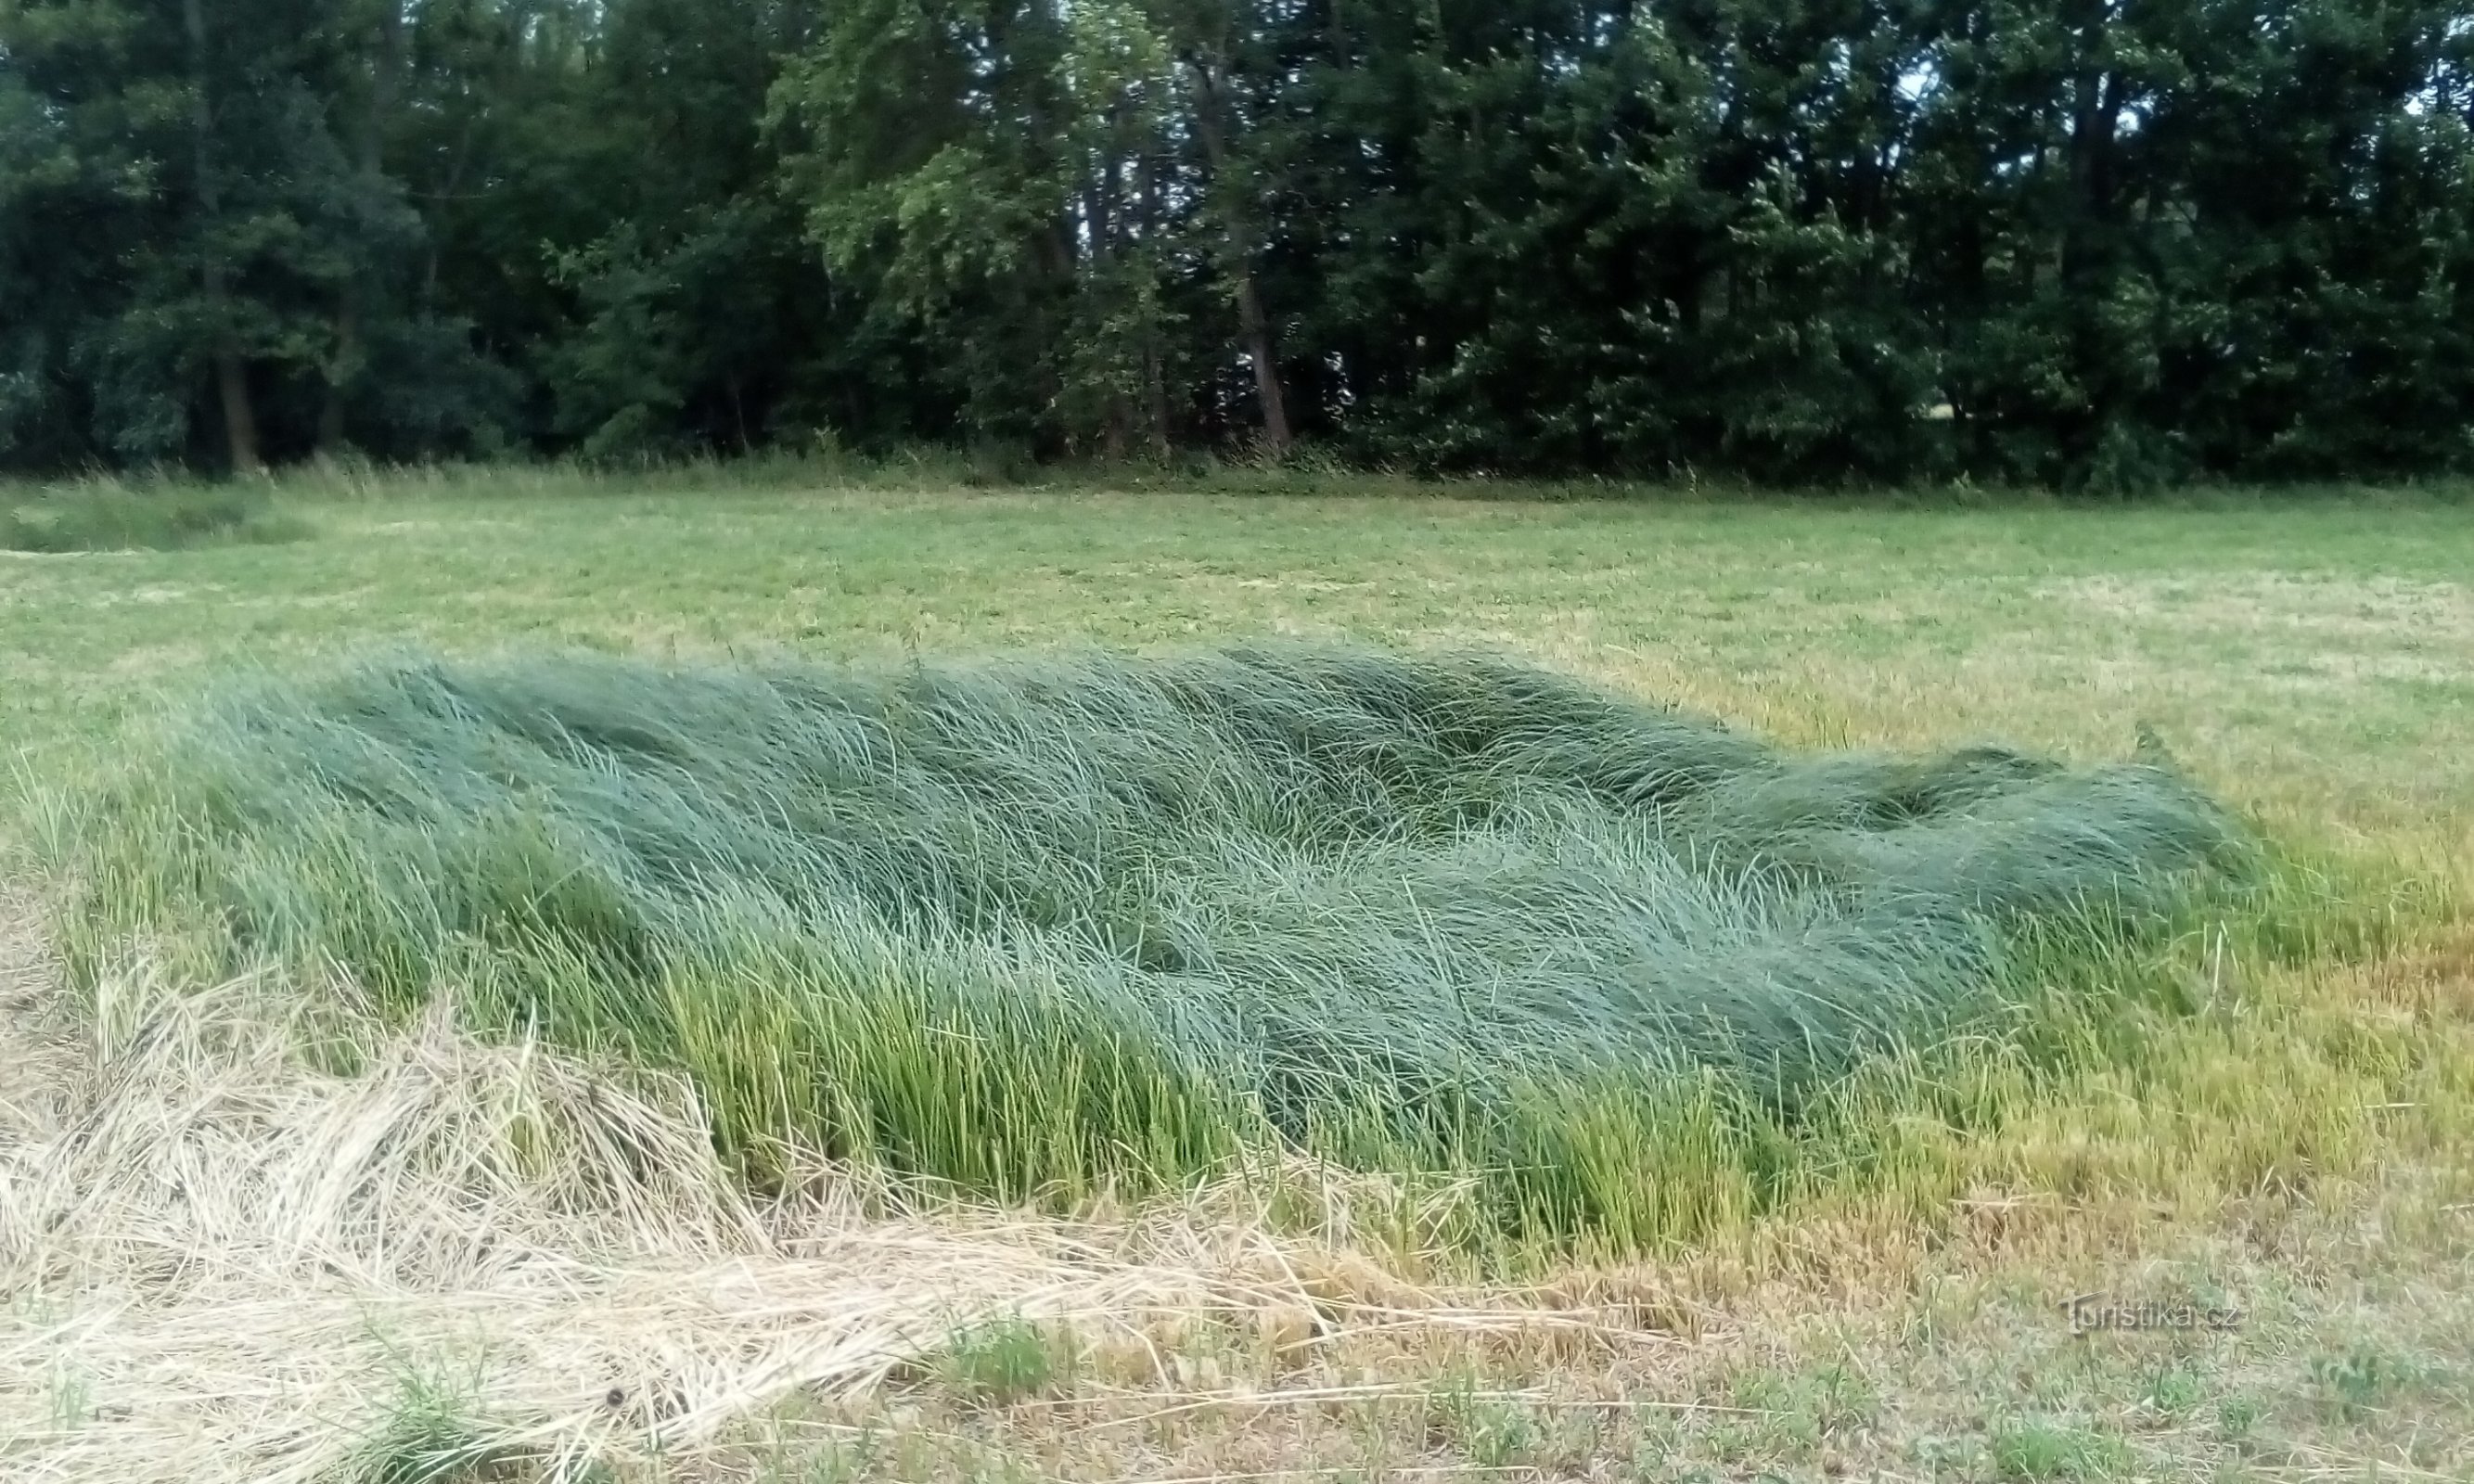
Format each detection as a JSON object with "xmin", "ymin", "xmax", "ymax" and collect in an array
[{"xmin": 4, "ymin": 467, "xmax": 2473, "ymax": 1482}]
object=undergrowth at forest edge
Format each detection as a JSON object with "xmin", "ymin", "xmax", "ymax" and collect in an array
[
  {"xmin": 40, "ymin": 644, "xmax": 2279, "ymax": 1248},
  {"xmin": 1, "ymin": 484, "xmax": 305, "ymax": 553}
]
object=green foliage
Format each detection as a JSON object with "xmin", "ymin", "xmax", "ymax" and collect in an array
[
  {"xmin": 1, "ymin": 483, "xmax": 304, "ymax": 551},
  {"xmin": 51, "ymin": 643, "xmax": 2256, "ymax": 1241},
  {"xmin": 1432, "ymin": 1377, "xmax": 1545, "ymax": 1470},
  {"xmin": 2140, "ymin": 1362, "xmax": 2206, "ymax": 1418},
  {"xmin": 1725, "ymin": 1362, "xmax": 1881, "ymax": 1458},
  {"xmin": 2310, "ymin": 1343, "xmax": 2426, "ymax": 1419},
  {"xmin": 351, "ymin": 1368, "xmax": 510, "ymax": 1484},
  {"xmin": 1986, "ymin": 1418, "xmax": 2132, "ymax": 1481},
  {"xmin": 0, "ymin": 0, "xmax": 519, "ymax": 473},
  {"xmin": 9, "ymin": 0, "xmax": 2472, "ymax": 484},
  {"xmin": 925, "ymin": 1316, "xmax": 1073, "ymax": 1406}
]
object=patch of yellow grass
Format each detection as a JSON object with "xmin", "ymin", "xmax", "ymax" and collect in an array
[{"xmin": 0, "ymin": 940, "xmax": 1639, "ymax": 1484}]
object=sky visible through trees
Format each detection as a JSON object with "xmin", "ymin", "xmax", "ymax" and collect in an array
[{"xmin": 3, "ymin": 0, "xmax": 2471, "ymax": 488}]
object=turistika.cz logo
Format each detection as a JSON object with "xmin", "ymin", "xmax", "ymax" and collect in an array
[{"xmin": 2059, "ymin": 1293, "xmax": 2246, "ymax": 1336}]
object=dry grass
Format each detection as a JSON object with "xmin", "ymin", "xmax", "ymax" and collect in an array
[
  {"xmin": 5, "ymin": 905, "xmax": 2469, "ymax": 1480},
  {"xmin": 708, "ymin": 1210, "xmax": 2474, "ymax": 1484},
  {"xmin": 0, "ymin": 890, "xmax": 76, "ymax": 1145},
  {"xmin": 0, "ymin": 910, "xmax": 1638, "ymax": 1484}
]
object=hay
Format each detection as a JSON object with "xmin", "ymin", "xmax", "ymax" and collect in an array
[{"xmin": 0, "ymin": 954, "xmax": 1574, "ymax": 1484}]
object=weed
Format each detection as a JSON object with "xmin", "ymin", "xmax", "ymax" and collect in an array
[
  {"xmin": 927, "ymin": 1316, "xmax": 1072, "ymax": 1406},
  {"xmin": 1987, "ymin": 1418, "xmax": 2131, "ymax": 1480},
  {"xmin": 2214, "ymin": 1393, "xmax": 2263, "ymax": 1442},
  {"xmin": 1626, "ymin": 1422, "xmax": 1681, "ymax": 1479},
  {"xmin": 353, "ymin": 1371, "xmax": 516, "ymax": 1484},
  {"xmin": 1432, "ymin": 1378, "xmax": 1543, "ymax": 1469},
  {"xmin": 756, "ymin": 1435, "xmax": 870, "ymax": 1484},
  {"xmin": 1702, "ymin": 1361, "xmax": 1882, "ymax": 1466},
  {"xmin": 2311, "ymin": 1345, "xmax": 2411, "ymax": 1419},
  {"xmin": 47, "ymin": 1361, "xmax": 91, "ymax": 1432},
  {"xmin": 2140, "ymin": 1362, "xmax": 2206, "ymax": 1418}
]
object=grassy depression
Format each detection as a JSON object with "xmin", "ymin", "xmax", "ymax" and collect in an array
[{"xmin": 47, "ymin": 642, "xmax": 2260, "ymax": 1245}]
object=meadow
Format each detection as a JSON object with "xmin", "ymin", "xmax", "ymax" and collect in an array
[{"xmin": 3, "ymin": 467, "xmax": 2472, "ymax": 1482}]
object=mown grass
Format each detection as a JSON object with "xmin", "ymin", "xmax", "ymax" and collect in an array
[
  {"xmin": 6, "ymin": 467, "xmax": 2471, "ymax": 862},
  {"xmin": 1, "ymin": 482, "xmax": 305, "ymax": 553},
  {"xmin": 719, "ymin": 1217, "xmax": 2474, "ymax": 1482},
  {"xmin": 41, "ymin": 641, "xmax": 2268, "ymax": 1245}
]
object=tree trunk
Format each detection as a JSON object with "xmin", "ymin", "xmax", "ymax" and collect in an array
[
  {"xmin": 1187, "ymin": 58, "xmax": 1294, "ymax": 457},
  {"xmin": 1231, "ymin": 263, "xmax": 1292, "ymax": 455},
  {"xmin": 184, "ymin": 0, "xmax": 264, "ymax": 475},
  {"xmin": 2061, "ymin": 67, "xmax": 2122, "ymax": 291},
  {"xmin": 318, "ymin": 303, "xmax": 360, "ymax": 452},
  {"xmin": 728, "ymin": 372, "xmax": 753, "ymax": 454},
  {"xmin": 215, "ymin": 356, "xmax": 263, "ymax": 473},
  {"xmin": 1083, "ymin": 168, "xmax": 1132, "ymax": 459},
  {"xmin": 1145, "ymin": 344, "xmax": 1172, "ymax": 459},
  {"xmin": 322, "ymin": 4, "xmax": 406, "ymax": 453},
  {"xmin": 1136, "ymin": 150, "xmax": 1174, "ymax": 457}
]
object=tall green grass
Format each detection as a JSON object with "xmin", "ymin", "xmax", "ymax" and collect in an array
[
  {"xmin": 1, "ymin": 483, "xmax": 305, "ymax": 552},
  {"xmin": 45, "ymin": 645, "xmax": 2258, "ymax": 1243}
]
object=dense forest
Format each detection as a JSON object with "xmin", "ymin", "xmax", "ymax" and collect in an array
[{"xmin": 3, "ymin": 0, "xmax": 2471, "ymax": 488}]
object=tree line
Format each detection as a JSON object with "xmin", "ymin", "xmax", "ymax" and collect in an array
[{"xmin": 5, "ymin": 0, "xmax": 2471, "ymax": 489}]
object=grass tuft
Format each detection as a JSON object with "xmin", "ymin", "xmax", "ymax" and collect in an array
[
  {"xmin": 45, "ymin": 643, "xmax": 2260, "ymax": 1243},
  {"xmin": 923, "ymin": 1316, "xmax": 1074, "ymax": 1406},
  {"xmin": 1986, "ymin": 1418, "xmax": 2132, "ymax": 1481},
  {"xmin": 352, "ymin": 1372, "xmax": 514, "ymax": 1484}
]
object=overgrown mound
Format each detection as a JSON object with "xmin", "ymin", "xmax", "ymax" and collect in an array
[
  {"xmin": 58, "ymin": 646, "xmax": 2252, "ymax": 1238},
  {"xmin": 1, "ymin": 485, "xmax": 303, "ymax": 552}
]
